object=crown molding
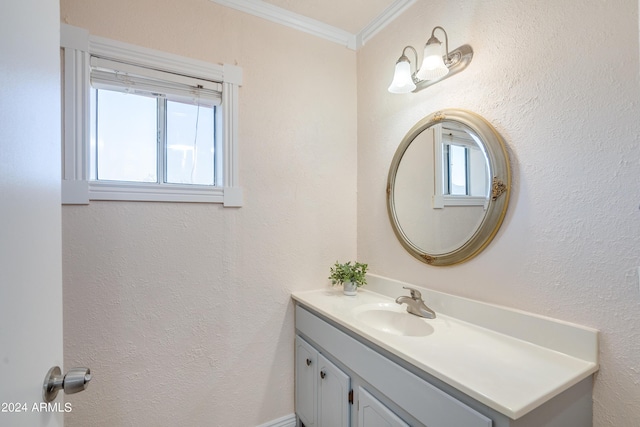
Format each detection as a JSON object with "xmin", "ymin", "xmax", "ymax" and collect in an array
[
  {"xmin": 356, "ymin": 0, "xmax": 416, "ymax": 49},
  {"xmin": 209, "ymin": 0, "xmax": 415, "ymax": 51},
  {"xmin": 210, "ymin": 0, "xmax": 356, "ymax": 49}
]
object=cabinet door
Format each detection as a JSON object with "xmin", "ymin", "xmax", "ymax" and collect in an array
[
  {"xmin": 318, "ymin": 353, "xmax": 350, "ymax": 427},
  {"xmin": 358, "ymin": 387, "xmax": 409, "ymax": 427},
  {"xmin": 296, "ymin": 336, "xmax": 318, "ymax": 427}
]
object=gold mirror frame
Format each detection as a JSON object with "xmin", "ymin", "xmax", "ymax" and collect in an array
[{"xmin": 386, "ymin": 109, "xmax": 511, "ymax": 266}]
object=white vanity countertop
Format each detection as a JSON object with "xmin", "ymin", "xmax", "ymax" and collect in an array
[{"xmin": 292, "ymin": 278, "xmax": 599, "ymax": 420}]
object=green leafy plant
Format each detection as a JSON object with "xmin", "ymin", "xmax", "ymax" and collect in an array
[{"xmin": 328, "ymin": 261, "xmax": 369, "ymax": 287}]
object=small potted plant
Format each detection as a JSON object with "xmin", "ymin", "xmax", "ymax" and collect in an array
[{"xmin": 328, "ymin": 261, "xmax": 368, "ymax": 296}]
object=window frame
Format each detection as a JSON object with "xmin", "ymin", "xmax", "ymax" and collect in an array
[{"xmin": 61, "ymin": 24, "xmax": 243, "ymax": 206}]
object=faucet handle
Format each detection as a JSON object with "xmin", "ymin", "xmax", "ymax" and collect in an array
[{"xmin": 403, "ymin": 286, "xmax": 422, "ymax": 300}]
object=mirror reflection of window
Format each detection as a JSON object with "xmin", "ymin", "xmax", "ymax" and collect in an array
[
  {"xmin": 437, "ymin": 125, "xmax": 489, "ymax": 206},
  {"xmin": 445, "ymin": 143, "xmax": 468, "ymax": 196}
]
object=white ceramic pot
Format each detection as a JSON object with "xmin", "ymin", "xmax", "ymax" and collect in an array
[{"xmin": 343, "ymin": 281, "xmax": 357, "ymax": 296}]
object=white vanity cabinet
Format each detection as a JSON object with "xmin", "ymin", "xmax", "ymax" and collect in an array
[
  {"xmin": 296, "ymin": 334, "xmax": 410, "ymax": 427},
  {"xmin": 295, "ymin": 306, "xmax": 491, "ymax": 427},
  {"xmin": 294, "ymin": 298, "xmax": 596, "ymax": 427},
  {"xmin": 295, "ymin": 335, "xmax": 350, "ymax": 427}
]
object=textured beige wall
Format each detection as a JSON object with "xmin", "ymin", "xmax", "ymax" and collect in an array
[
  {"xmin": 60, "ymin": 0, "xmax": 357, "ymax": 426},
  {"xmin": 357, "ymin": 1, "xmax": 640, "ymax": 426}
]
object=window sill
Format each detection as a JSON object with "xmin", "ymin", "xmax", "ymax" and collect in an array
[
  {"xmin": 432, "ymin": 194, "xmax": 488, "ymax": 209},
  {"xmin": 62, "ymin": 180, "xmax": 243, "ymax": 206}
]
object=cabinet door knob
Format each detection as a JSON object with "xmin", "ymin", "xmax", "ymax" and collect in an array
[
  {"xmin": 320, "ymin": 370, "xmax": 326, "ymax": 379},
  {"xmin": 306, "ymin": 358, "xmax": 312, "ymax": 366}
]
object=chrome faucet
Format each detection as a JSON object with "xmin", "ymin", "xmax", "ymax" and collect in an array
[{"xmin": 395, "ymin": 286, "xmax": 436, "ymax": 319}]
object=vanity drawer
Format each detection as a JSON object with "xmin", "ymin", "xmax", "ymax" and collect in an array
[{"xmin": 296, "ymin": 305, "xmax": 492, "ymax": 427}]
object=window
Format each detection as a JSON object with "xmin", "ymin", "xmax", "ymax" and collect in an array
[
  {"xmin": 89, "ymin": 58, "xmax": 220, "ymax": 186},
  {"xmin": 432, "ymin": 124, "xmax": 489, "ymax": 209},
  {"xmin": 445, "ymin": 143, "xmax": 469, "ymax": 196},
  {"xmin": 61, "ymin": 24, "xmax": 243, "ymax": 206}
]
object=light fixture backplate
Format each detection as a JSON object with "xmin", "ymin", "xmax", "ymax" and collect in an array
[{"xmin": 413, "ymin": 44, "xmax": 473, "ymax": 92}]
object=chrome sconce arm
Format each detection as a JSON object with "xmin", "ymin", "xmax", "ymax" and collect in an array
[{"xmin": 388, "ymin": 26, "xmax": 473, "ymax": 94}]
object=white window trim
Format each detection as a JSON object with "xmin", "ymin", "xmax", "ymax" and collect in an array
[{"xmin": 60, "ymin": 24, "xmax": 243, "ymax": 206}]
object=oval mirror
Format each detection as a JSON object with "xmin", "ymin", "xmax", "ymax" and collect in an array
[{"xmin": 387, "ymin": 109, "xmax": 510, "ymax": 266}]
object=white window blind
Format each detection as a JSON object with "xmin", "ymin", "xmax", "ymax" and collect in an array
[{"xmin": 90, "ymin": 57, "xmax": 222, "ymax": 106}]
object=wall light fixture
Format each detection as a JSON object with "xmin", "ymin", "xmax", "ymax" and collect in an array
[{"xmin": 388, "ymin": 26, "xmax": 473, "ymax": 94}]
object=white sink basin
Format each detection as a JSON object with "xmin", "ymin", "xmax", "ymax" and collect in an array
[{"xmin": 353, "ymin": 303, "xmax": 434, "ymax": 337}]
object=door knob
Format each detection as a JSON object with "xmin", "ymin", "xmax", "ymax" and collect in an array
[{"xmin": 42, "ymin": 366, "xmax": 92, "ymax": 402}]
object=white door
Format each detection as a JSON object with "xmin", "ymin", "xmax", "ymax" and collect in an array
[{"xmin": 0, "ymin": 0, "xmax": 64, "ymax": 426}]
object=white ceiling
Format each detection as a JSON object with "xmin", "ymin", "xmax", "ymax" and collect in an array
[{"xmin": 210, "ymin": 0, "xmax": 416, "ymax": 50}]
